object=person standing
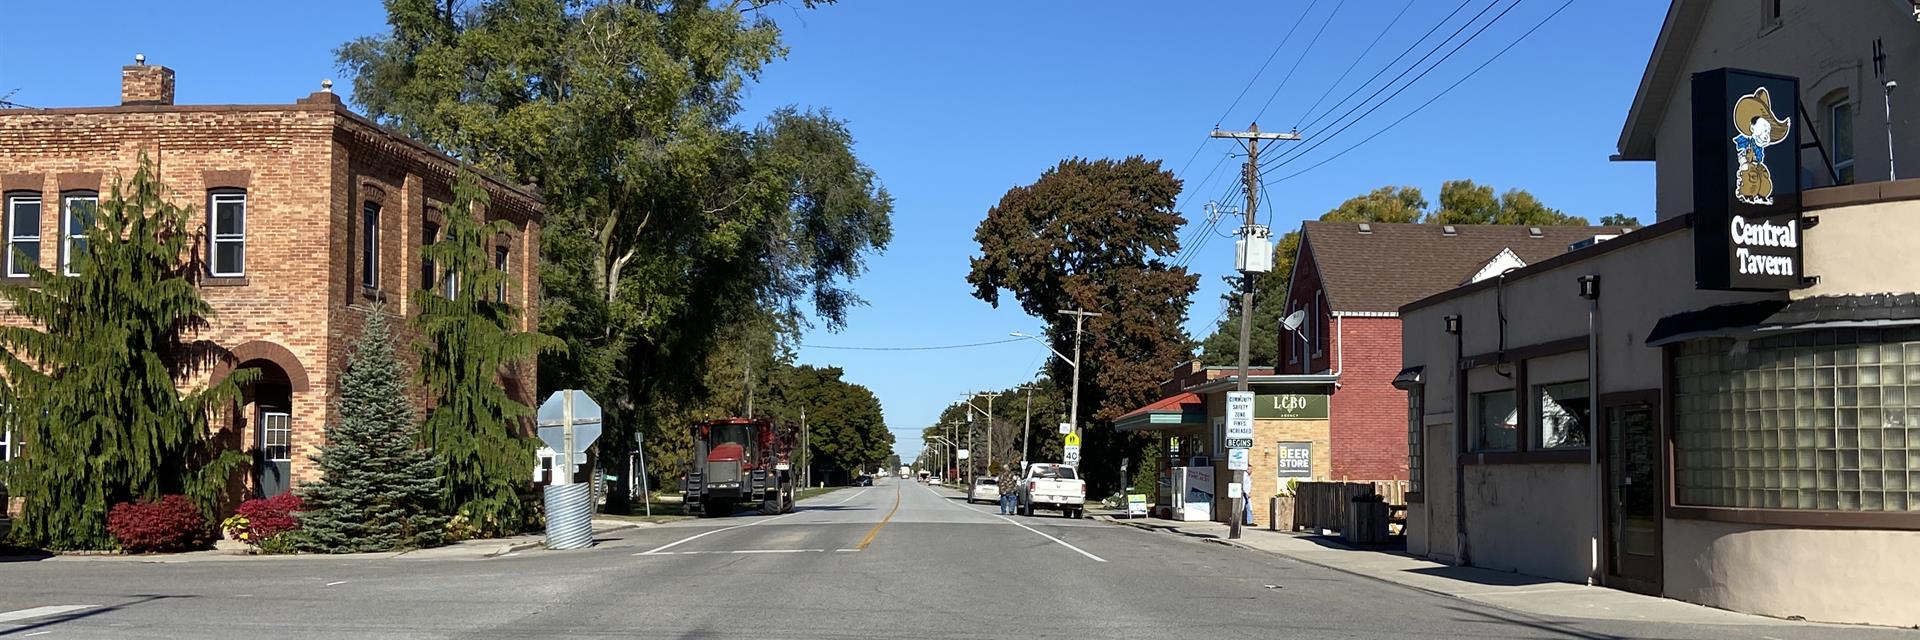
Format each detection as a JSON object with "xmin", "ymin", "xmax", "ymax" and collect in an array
[{"xmin": 997, "ymin": 464, "xmax": 1021, "ymax": 515}]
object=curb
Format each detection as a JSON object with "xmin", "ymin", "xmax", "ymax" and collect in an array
[
  {"xmin": 486, "ymin": 540, "xmax": 546, "ymax": 558},
  {"xmin": 1095, "ymin": 516, "xmax": 1466, "ymax": 603}
]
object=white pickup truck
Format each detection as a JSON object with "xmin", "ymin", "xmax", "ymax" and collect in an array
[{"xmin": 1016, "ymin": 463, "xmax": 1086, "ymax": 518}]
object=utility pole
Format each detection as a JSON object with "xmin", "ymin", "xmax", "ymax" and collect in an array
[
  {"xmin": 800, "ymin": 407, "xmax": 809, "ymax": 489},
  {"xmin": 1022, "ymin": 384, "xmax": 1034, "ymax": 471},
  {"xmin": 1059, "ymin": 309, "xmax": 1101, "ymax": 445},
  {"xmin": 1211, "ymin": 123, "xmax": 1301, "ymax": 539},
  {"xmin": 744, "ymin": 363, "xmax": 754, "ymax": 417}
]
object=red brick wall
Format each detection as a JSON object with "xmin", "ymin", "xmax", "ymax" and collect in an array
[{"xmin": 1327, "ymin": 317, "xmax": 1408, "ymax": 480}]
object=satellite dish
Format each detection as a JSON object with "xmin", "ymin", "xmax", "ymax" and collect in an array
[{"xmin": 1280, "ymin": 309, "xmax": 1307, "ymax": 333}]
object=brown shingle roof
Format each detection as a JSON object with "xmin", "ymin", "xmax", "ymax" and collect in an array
[{"xmin": 1299, "ymin": 221, "xmax": 1632, "ymax": 313}]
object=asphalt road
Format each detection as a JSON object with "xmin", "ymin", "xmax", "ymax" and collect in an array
[{"xmin": 2, "ymin": 477, "xmax": 1914, "ymax": 639}]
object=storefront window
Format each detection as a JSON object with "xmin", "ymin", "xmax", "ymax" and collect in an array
[
  {"xmin": 1675, "ymin": 329, "xmax": 1920, "ymax": 512},
  {"xmin": 1535, "ymin": 380, "xmax": 1590, "ymax": 449},
  {"xmin": 1472, "ymin": 390, "xmax": 1517, "ymax": 452}
]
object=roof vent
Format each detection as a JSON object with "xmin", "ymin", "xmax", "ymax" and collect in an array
[
  {"xmin": 1528, "ymin": 226, "xmax": 1543, "ymax": 238},
  {"xmin": 1441, "ymin": 225, "xmax": 1458, "ymax": 237},
  {"xmin": 1357, "ymin": 223, "xmax": 1372, "ymax": 234}
]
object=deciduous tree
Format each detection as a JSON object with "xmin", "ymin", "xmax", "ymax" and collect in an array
[{"xmin": 967, "ymin": 156, "xmax": 1198, "ymax": 495}]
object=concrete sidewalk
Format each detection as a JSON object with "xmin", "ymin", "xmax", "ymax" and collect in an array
[
  {"xmin": 34, "ymin": 519, "xmax": 643, "ymax": 563},
  {"xmin": 1098, "ymin": 515, "xmax": 1846, "ymax": 629}
]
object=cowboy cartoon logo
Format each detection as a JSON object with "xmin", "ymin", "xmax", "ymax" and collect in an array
[{"xmin": 1731, "ymin": 86, "xmax": 1791, "ymax": 205}]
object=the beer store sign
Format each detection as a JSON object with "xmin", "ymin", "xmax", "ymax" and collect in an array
[{"xmin": 1690, "ymin": 68, "xmax": 1805, "ymax": 291}]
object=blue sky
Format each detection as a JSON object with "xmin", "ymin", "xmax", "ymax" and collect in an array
[{"xmin": 1, "ymin": 1, "xmax": 1668, "ymax": 462}]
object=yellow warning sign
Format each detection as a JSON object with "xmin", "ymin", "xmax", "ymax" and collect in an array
[{"xmin": 1064, "ymin": 432, "xmax": 1081, "ymax": 447}]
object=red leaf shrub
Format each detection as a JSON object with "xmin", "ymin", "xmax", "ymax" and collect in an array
[
  {"xmin": 233, "ymin": 494, "xmax": 302, "ymax": 542},
  {"xmin": 107, "ymin": 495, "xmax": 211, "ymax": 553}
]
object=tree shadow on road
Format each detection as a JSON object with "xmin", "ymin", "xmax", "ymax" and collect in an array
[{"xmin": 0, "ymin": 594, "xmax": 193, "ymax": 637}]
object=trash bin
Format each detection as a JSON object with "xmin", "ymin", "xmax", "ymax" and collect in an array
[{"xmin": 1342, "ymin": 494, "xmax": 1389, "ymax": 544}]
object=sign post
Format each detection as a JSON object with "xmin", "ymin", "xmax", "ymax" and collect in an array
[
  {"xmin": 634, "ymin": 432, "xmax": 651, "ymax": 517},
  {"xmin": 537, "ymin": 390, "xmax": 603, "ymax": 550}
]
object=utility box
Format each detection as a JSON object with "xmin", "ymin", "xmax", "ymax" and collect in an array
[{"xmin": 1235, "ymin": 225, "xmax": 1273, "ymax": 273}]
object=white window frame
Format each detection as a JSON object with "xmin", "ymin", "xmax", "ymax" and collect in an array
[
  {"xmin": 493, "ymin": 245, "xmax": 509, "ymax": 302},
  {"xmin": 361, "ymin": 202, "xmax": 380, "ymax": 289},
  {"xmin": 5, "ymin": 194, "xmax": 40, "ymax": 278},
  {"xmin": 208, "ymin": 191, "xmax": 246, "ymax": 277},
  {"xmin": 61, "ymin": 193, "xmax": 96, "ymax": 277},
  {"xmin": 260, "ymin": 411, "xmax": 292, "ymax": 463},
  {"xmin": 0, "ymin": 423, "xmax": 14, "ymax": 462}
]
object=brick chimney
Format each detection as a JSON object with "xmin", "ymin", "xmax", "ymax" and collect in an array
[{"xmin": 121, "ymin": 54, "xmax": 174, "ymax": 106}]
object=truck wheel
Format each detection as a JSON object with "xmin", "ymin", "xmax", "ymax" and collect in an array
[
  {"xmin": 1071, "ymin": 508, "xmax": 1084, "ymax": 519},
  {"xmin": 760, "ymin": 497, "xmax": 781, "ymax": 516}
]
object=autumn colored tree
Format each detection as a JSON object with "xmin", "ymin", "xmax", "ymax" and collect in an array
[{"xmin": 968, "ymin": 156, "xmax": 1197, "ymax": 495}]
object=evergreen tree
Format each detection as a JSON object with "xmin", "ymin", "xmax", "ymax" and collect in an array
[
  {"xmin": 297, "ymin": 305, "xmax": 446, "ymax": 552},
  {"xmin": 414, "ymin": 171, "xmax": 561, "ymax": 537},
  {"xmin": 0, "ymin": 158, "xmax": 252, "ymax": 550}
]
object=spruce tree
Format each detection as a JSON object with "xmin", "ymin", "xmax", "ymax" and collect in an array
[
  {"xmin": 0, "ymin": 158, "xmax": 252, "ymax": 550},
  {"xmin": 414, "ymin": 171, "xmax": 560, "ymax": 537},
  {"xmin": 297, "ymin": 305, "xmax": 446, "ymax": 552}
]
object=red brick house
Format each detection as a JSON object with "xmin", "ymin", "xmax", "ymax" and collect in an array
[
  {"xmin": 0, "ymin": 59, "xmax": 544, "ymax": 499},
  {"xmin": 1276, "ymin": 221, "xmax": 1629, "ymax": 481}
]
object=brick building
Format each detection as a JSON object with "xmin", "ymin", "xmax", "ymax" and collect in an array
[
  {"xmin": 0, "ymin": 59, "xmax": 544, "ymax": 499},
  {"xmin": 1277, "ymin": 221, "xmax": 1629, "ymax": 481}
]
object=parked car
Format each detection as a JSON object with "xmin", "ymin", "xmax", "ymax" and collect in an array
[
  {"xmin": 853, "ymin": 474, "xmax": 874, "ymax": 487},
  {"xmin": 968, "ymin": 477, "xmax": 999, "ymax": 504},
  {"xmin": 928, "ymin": 476, "xmax": 942, "ymax": 486},
  {"xmin": 1016, "ymin": 463, "xmax": 1086, "ymax": 518}
]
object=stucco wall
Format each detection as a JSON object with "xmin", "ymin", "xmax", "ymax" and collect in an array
[
  {"xmin": 1645, "ymin": 1, "xmax": 1920, "ymax": 219},
  {"xmin": 1461, "ymin": 464, "xmax": 1594, "ymax": 582},
  {"xmin": 1665, "ymin": 518, "xmax": 1920, "ymax": 627}
]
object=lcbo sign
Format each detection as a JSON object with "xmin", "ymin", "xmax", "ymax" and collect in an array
[{"xmin": 1691, "ymin": 67, "xmax": 1805, "ymax": 291}]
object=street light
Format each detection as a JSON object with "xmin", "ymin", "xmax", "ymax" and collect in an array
[
  {"xmin": 962, "ymin": 392, "xmax": 996, "ymax": 489},
  {"xmin": 1012, "ymin": 308, "xmax": 1099, "ymax": 466}
]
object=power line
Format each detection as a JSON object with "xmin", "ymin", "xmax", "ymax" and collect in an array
[
  {"xmin": 1296, "ymin": 0, "xmax": 1416, "ymax": 130},
  {"xmin": 1214, "ymin": 0, "xmax": 1323, "ymax": 128},
  {"xmin": 803, "ymin": 337, "xmax": 1027, "ymax": 351},
  {"xmin": 1295, "ymin": 0, "xmax": 1477, "ymax": 135},
  {"xmin": 1251, "ymin": 0, "xmax": 1350, "ymax": 125},
  {"xmin": 1267, "ymin": 0, "xmax": 1576, "ymax": 185},
  {"xmin": 1261, "ymin": 0, "xmax": 1525, "ymax": 180}
]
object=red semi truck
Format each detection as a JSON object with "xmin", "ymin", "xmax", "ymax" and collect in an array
[{"xmin": 685, "ymin": 417, "xmax": 797, "ymax": 517}]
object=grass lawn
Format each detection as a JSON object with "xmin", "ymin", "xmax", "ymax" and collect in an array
[{"xmin": 795, "ymin": 485, "xmax": 845, "ymax": 501}]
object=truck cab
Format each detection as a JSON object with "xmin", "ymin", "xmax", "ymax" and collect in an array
[{"xmin": 1017, "ymin": 463, "xmax": 1086, "ymax": 518}]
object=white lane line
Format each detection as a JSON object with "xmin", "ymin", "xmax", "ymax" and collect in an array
[
  {"xmin": 0, "ymin": 605, "xmax": 97, "ymax": 624},
  {"xmin": 922, "ymin": 481, "xmax": 1106, "ymax": 563},
  {"xmin": 324, "ymin": 580, "xmax": 348, "ymax": 587},
  {"xmin": 641, "ymin": 548, "xmax": 833, "ymax": 556},
  {"xmin": 828, "ymin": 487, "xmax": 869, "ymax": 506},
  {"xmin": 729, "ymin": 549, "xmax": 825, "ymax": 554},
  {"xmin": 634, "ymin": 511, "xmax": 799, "ymax": 556},
  {"xmin": 25, "ymin": 631, "xmax": 53, "ymax": 637},
  {"xmin": 991, "ymin": 513, "xmax": 1108, "ymax": 563}
]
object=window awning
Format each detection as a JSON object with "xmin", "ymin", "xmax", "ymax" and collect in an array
[
  {"xmin": 1114, "ymin": 392, "xmax": 1209, "ymax": 433},
  {"xmin": 1645, "ymin": 294, "xmax": 1920, "ymax": 347},
  {"xmin": 1392, "ymin": 366, "xmax": 1425, "ymax": 390}
]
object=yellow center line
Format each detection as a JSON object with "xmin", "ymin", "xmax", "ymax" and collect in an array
[{"xmin": 854, "ymin": 481, "xmax": 902, "ymax": 550}]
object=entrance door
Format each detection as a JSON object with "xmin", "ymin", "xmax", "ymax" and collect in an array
[
  {"xmin": 1603, "ymin": 394, "xmax": 1662, "ymax": 594},
  {"xmin": 256, "ymin": 411, "xmax": 291, "ymax": 497}
]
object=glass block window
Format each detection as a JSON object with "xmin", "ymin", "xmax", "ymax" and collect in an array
[
  {"xmin": 1407, "ymin": 385, "xmax": 1424, "ymax": 493},
  {"xmin": 1674, "ymin": 329, "xmax": 1920, "ymax": 512}
]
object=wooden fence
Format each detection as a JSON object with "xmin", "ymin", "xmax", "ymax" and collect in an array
[{"xmin": 1284, "ymin": 480, "xmax": 1411, "ymax": 534}]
